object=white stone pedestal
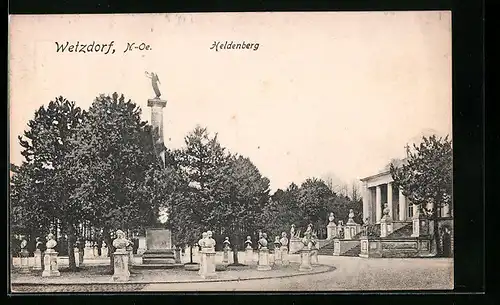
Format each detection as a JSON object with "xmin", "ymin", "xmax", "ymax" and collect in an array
[
  {"xmin": 19, "ymin": 250, "xmax": 30, "ymax": 274},
  {"xmin": 274, "ymin": 247, "xmax": 282, "ymax": 265},
  {"xmin": 33, "ymin": 249, "xmax": 43, "ymax": 271},
  {"xmin": 84, "ymin": 246, "xmax": 93, "ymax": 260},
  {"xmin": 74, "ymin": 248, "xmax": 80, "ymax": 267},
  {"xmin": 112, "ymin": 249, "xmax": 130, "ymax": 281},
  {"xmin": 299, "ymin": 249, "xmax": 313, "ymax": 271},
  {"xmin": 222, "ymin": 248, "xmax": 230, "ymax": 264},
  {"xmin": 245, "ymin": 247, "xmax": 254, "ymax": 264},
  {"xmin": 327, "ymin": 222, "xmax": 337, "ymax": 239},
  {"xmin": 137, "ymin": 237, "xmax": 147, "ymax": 255},
  {"xmin": 380, "ymin": 221, "xmax": 388, "ymax": 237},
  {"xmin": 200, "ymin": 249, "xmax": 217, "ymax": 279},
  {"xmin": 42, "ymin": 250, "xmax": 60, "ymax": 277},
  {"xmin": 257, "ymin": 248, "xmax": 271, "ymax": 271},
  {"xmin": 311, "ymin": 249, "xmax": 319, "ymax": 265},
  {"xmin": 101, "ymin": 246, "xmax": 108, "ymax": 258},
  {"xmin": 280, "ymin": 246, "xmax": 289, "ymax": 265}
]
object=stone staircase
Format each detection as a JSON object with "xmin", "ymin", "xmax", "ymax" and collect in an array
[
  {"xmin": 386, "ymin": 222, "xmax": 413, "ymax": 238},
  {"xmin": 343, "ymin": 244, "xmax": 361, "ymax": 256},
  {"xmin": 317, "ymin": 241, "xmax": 335, "ymax": 255}
]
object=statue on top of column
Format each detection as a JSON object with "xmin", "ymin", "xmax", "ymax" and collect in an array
[{"xmin": 145, "ymin": 71, "xmax": 161, "ymax": 99}]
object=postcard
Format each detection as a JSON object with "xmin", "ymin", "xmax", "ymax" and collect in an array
[{"xmin": 8, "ymin": 12, "xmax": 453, "ymax": 292}]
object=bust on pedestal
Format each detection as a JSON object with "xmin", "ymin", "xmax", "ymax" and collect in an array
[
  {"xmin": 411, "ymin": 206, "xmax": 430, "ymax": 237},
  {"xmin": 257, "ymin": 233, "xmax": 271, "ymax": 271},
  {"xmin": 222, "ymin": 237, "xmax": 231, "ymax": 264},
  {"xmin": 345, "ymin": 209, "xmax": 359, "ymax": 240},
  {"xmin": 298, "ymin": 226, "xmax": 314, "ymax": 271},
  {"xmin": 273, "ymin": 236, "xmax": 282, "ymax": 265},
  {"xmin": 380, "ymin": 204, "xmax": 393, "ymax": 238},
  {"xmin": 244, "ymin": 236, "xmax": 254, "ymax": 264},
  {"xmin": 42, "ymin": 234, "xmax": 60, "ymax": 277},
  {"xmin": 84, "ymin": 240, "xmax": 93, "ymax": 260},
  {"xmin": 19, "ymin": 239, "xmax": 30, "ymax": 274},
  {"xmin": 33, "ymin": 237, "xmax": 43, "ymax": 271},
  {"xmin": 101, "ymin": 241, "xmax": 108, "ymax": 258},
  {"xmin": 200, "ymin": 231, "xmax": 217, "ymax": 279},
  {"xmin": 327, "ymin": 212, "xmax": 337, "ymax": 239},
  {"xmin": 111, "ymin": 230, "xmax": 130, "ymax": 281},
  {"xmin": 279, "ymin": 232, "xmax": 289, "ymax": 265},
  {"xmin": 198, "ymin": 232, "xmax": 208, "ymax": 275}
]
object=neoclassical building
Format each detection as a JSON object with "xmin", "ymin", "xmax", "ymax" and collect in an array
[{"xmin": 360, "ymin": 159, "xmax": 451, "ymax": 224}]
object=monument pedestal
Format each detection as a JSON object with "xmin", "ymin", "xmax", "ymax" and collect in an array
[
  {"xmin": 299, "ymin": 249, "xmax": 313, "ymax": 271},
  {"xmin": 142, "ymin": 228, "xmax": 176, "ymax": 266},
  {"xmin": 310, "ymin": 248, "xmax": 319, "ymax": 265},
  {"xmin": 257, "ymin": 248, "xmax": 272, "ymax": 271},
  {"xmin": 33, "ymin": 249, "xmax": 43, "ymax": 271},
  {"xmin": 174, "ymin": 247, "xmax": 182, "ymax": 264},
  {"xmin": 42, "ymin": 250, "xmax": 60, "ymax": 277},
  {"xmin": 101, "ymin": 246, "xmax": 108, "ymax": 258},
  {"xmin": 112, "ymin": 249, "xmax": 130, "ymax": 281},
  {"xmin": 280, "ymin": 246, "xmax": 289, "ymax": 265},
  {"xmin": 74, "ymin": 248, "xmax": 80, "ymax": 268},
  {"xmin": 327, "ymin": 222, "xmax": 337, "ymax": 239},
  {"xmin": 274, "ymin": 248, "xmax": 282, "ymax": 265},
  {"xmin": 245, "ymin": 247, "xmax": 254, "ymax": 264},
  {"xmin": 137, "ymin": 236, "xmax": 147, "ymax": 255},
  {"xmin": 200, "ymin": 249, "xmax": 217, "ymax": 279},
  {"xmin": 222, "ymin": 248, "xmax": 230, "ymax": 264},
  {"xmin": 83, "ymin": 246, "xmax": 93, "ymax": 260},
  {"xmin": 19, "ymin": 250, "xmax": 30, "ymax": 274}
]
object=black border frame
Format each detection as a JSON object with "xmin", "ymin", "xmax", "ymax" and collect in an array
[{"xmin": 6, "ymin": 0, "xmax": 486, "ymax": 303}]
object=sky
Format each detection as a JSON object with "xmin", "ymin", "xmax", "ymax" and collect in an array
[{"xmin": 8, "ymin": 12, "xmax": 452, "ymax": 191}]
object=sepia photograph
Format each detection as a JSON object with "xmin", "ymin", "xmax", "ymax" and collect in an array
[{"xmin": 8, "ymin": 11, "xmax": 453, "ymax": 292}]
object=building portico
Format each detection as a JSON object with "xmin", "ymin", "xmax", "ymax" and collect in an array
[{"xmin": 360, "ymin": 170, "xmax": 414, "ymax": 224}]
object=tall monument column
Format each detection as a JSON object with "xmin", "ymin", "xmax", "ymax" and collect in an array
[
  {"xmin": 145, "ymin": 71, "xmax": 167, "ymax": 167},
  {"xmin": 148, "ymin": 99, "xmax": 167, "ymax": 165}
]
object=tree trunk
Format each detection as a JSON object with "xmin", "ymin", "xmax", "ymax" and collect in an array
[
  {"xmin": 66, "ymin": 224, "xmax": 77, "ymax": 271},
  {"xmin": 232, "ymin": 243, "xmax": 239, "ymax": 264},
  {"xmin": 433, "ymin": 213, "xmax": 441, "ymax": 256},
  {"xmin": 190, "ymin": 244, "xmax": 194, "ymax": 263},
  {"xmin": 103, "ymin": 229, "xmax": 114, "ymax": 274}
]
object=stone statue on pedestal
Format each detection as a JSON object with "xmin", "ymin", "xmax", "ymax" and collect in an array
[
  {"xmin": 290, "ymin": 224, "xmax": 295, "ymax": 239},
  {"xmin": 382, "ymin": 203, "xmax": 392, "ymax": 222},
  {"xmin": 145, "ymin": 71, "xmax": 161, "ymax": 99},
  {"xmin": 42, "ymin": 233, "xmax": 60, "ymax": 277}
]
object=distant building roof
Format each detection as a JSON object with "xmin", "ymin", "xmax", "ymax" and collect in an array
[{"xmin": 359, "ymin": 157, "xmax": 408, "ymax": 182}]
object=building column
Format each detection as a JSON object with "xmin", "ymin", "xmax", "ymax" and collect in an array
[
  {"xmin": 362, "ymin": 185, "xmax": 370, "ymax": 223},
  {"xmin": 387, "ymin": 183, "xmax": 393, "ymax": 219},
  {"xmin": 398, "ymin": 189, "xmax": 406, "ymax": 221},
  {"xmin": 375, "ymin": 186, "xmax": 382, "ymax": 223}
]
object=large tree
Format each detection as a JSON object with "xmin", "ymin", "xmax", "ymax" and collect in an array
[
  {"xmin": 209, "ymin": 155, "xmax": 270, "ymax": 264},
  {"xmin": 11, "ymin": 96, "xmax": 85, "ymax": 270},
  {"xmin": 390, "ymin": 135, "xmax": 452, "ymax": 255},
  {"xmin": 67, "ymin": 93, "xmax": 175, "ymax": 271}
]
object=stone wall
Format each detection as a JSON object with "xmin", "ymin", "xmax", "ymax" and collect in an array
[{"xmin": 359, "ymin": 237, "xmax": 433, "ymax": 258}]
